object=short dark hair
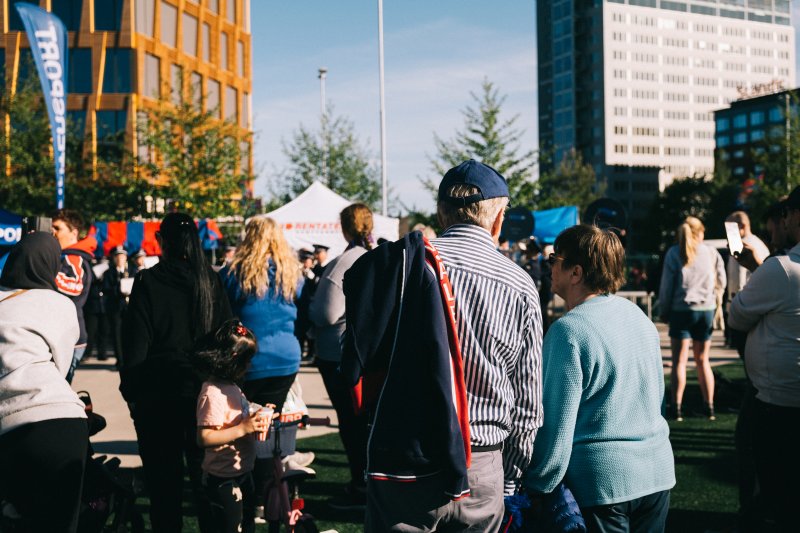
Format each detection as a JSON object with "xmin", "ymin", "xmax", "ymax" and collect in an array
[
  {"xmin": 51, "ymin": 209, "xmax": 85, "ymax": 234},
  {"xmin": 554, "ymin": 224, "xmax": 626, "ymax": 294},
  {"xmin": 191, "ymin": 319, "xmax": 258, "ymax": 382}
]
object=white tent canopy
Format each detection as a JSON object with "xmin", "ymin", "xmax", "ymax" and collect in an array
[{"xmin": 263, "ymin": 181, "xmax": 399, "ymax": 258}]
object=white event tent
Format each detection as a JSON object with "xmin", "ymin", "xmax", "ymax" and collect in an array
[{"xmin": 263, "ymin": 181, "xmax": 399, "ymax": 258}]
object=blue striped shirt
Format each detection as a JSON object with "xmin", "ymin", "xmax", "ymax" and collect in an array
[{"xmin": 432, "ymin": 224, "xmax": 543, "ymax": 494}]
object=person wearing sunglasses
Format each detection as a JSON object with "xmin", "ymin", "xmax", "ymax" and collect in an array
[{"xmin": 525, "ymin": 224, "xmax": 675, "ymax": 532}]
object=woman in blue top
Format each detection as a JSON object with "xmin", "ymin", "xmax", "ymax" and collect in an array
[
  {"xmin": 219, "ymin": 216, "xmax": 303, "ymax": 513},
  {"xmin": 525, "ymin": 225, "xmax": 675, "ymax": 533}
]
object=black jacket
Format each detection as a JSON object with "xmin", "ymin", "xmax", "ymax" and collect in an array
[
  {"xmin": 103, "ymin": 264, "xmax": 138, "ymax": 313},
  {"xmin": 341, "ymin": 231, "xmax": 470, "ymax": 499},
  {"xmin": 120, "ymin": 259, "xmax": 232, "ymax": 404},
  {"xmin": 56, "ymin": 238, "xmax": 96, "ymax": 345}
]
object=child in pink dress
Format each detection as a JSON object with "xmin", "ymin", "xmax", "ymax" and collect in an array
[{"xmin": 193, "ymin": 319, "xmax": 270, "ymax": 533}]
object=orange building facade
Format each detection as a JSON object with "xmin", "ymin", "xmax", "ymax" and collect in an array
[{"xmin": 1, "ymin": 0, "xmax": 253, "ymax": 187}]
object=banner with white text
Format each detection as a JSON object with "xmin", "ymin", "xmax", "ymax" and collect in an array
[{"xmin": 15, "ymin": 3, "xmax": 68, "ymax": 209}]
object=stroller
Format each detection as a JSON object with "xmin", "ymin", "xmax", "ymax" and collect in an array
[
  {"xmin": 256, "ymin": 382, "xmax": 331, "ymax": 533},
  {"xmin": 0, "ymin": 391, "xmax": 144, "ymax": 533}
]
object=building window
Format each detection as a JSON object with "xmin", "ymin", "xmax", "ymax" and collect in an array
[
  {"xmin": 160, "ymin": 1, "xmax": 178, "ymax": 48},
  {"xmin": 103, "ymin": 48, "xmax": 132, "ymax": 93},
  {"xmin": 769, "ymin": 108, "xmax": 783, "ymax": 122},
  {"xmin": 96, "ymin": 107, "xmax": 128, "ymax": 160},
  {"xmin": 207, "ymin": 78, "xmax": 221, "ymax": 116},
  {"xmin": 226, "ymin": 0, "xmax": 236, "ymax": 22},
  {"xmin": 614, "ymin": 180, "xmax": 629, "ymax": 192},
  {"xmin": 237, "ymin": 41, "xmax": 244, "ymax": 76},
  {"xmin": 95, "ymin": 0, "xmax": 123, "ymax": 31},
  {"xmin": 208, "ymin": 0, "xmax": 219, "ymax": 13},
  {"xmin": 241, "ymin": 92, "xmax": 249, "ymax": 128},
  {"xmin": 144, "ymin": 53, "xmax": 160, "ymax": 98},
  {"xmin": 135, "ymin": 0, "xmax": 155, "ymax": 36},
  {"xmin": 182, "ymin": 13, "xmax": 198, "ymax": 56},
  {"xmin": 220, "ymin": 33, "xmax": 229, "ymax": 70},
  {"xmin": 52, "ymin": 0, "xmax": 83, "ymax": 31},
  {"xmin": 240, "ymin": 141, "xmax": 250, "ymax": 174},
  {"xmin": 733, "ymin": 115, "xmax": 747, "ymax": 128},
  {"xmin": 614, "ymin": 144, "xmax": 628, "ymax": 153},
  {"xmin": 171, "ymin": 64, "xmax": 183, "ymax": 105},
  {"xmin": 68, "ymin": 48, "xmax": 92, "ymax": 93},
  {"xmin": 202, "ymin": 23, "xmax": 211, "ymax": 62},
  {"xmin": 750, "ymin": 111, "xmax": 765, "ymax": 126},
  {"xmin": 717, "ymin": 136, "xmax": 730, "ymax": 147},
  {"xmin": 191, "ymin": 72, "xmax": 202, "ymax": 108},
  {"xmin": 8, "ymin": 1, "xmax": 28, "ymax": 31},
  {"xmin": 733, "ymin": 132, "xmax": 748, "ymax": 144},
  {"xmin": 225, "ymin": 86, "xmax": 237, "ymax": 123},
  {"xmin": 751, "ymin": 130, "xmax": 765, "ymax": 142},
  {"xmin": 67, "ymin": 110, "xmax": 86, "ymax": 136}
]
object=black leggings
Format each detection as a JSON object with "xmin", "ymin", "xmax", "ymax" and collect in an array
[
  {"xmin": 204, "ymin": 472, "xmax": 255, "ymax": 533},
  {"xmin": 243, "ymin": 373, "xmax": 297, "ymax": 507},
  {"xmin": 0, "ymin": 417, "xmax": 88, "ymax": 533}
]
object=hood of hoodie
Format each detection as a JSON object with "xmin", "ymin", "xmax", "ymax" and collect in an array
[
  {"xmin": 146, "ymin": 258, "xmax": 200, "ymax": 289},
  {"xmin": 63, "ymin": 235, "xmax": 97, "ymax": 262}
]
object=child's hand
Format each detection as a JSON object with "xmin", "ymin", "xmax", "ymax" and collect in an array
[{"xmin": 242, "ymin": 411, "xmax": 268, "ymax": 435}]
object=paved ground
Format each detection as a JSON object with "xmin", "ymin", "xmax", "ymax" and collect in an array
[{"xmin": 72, "ymin": 323, "xmax": 739, "ymax": 468}]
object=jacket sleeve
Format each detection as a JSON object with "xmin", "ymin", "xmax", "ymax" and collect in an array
[
  {"xmin": 714, "ymin": 249, "xmax": 727, "ymax": 292},
  {"xmin": 658, "ymin": 250, "xmax": 676, "ymax": 319},
  {"xmin": 524, "ymin": 321, "xmax": 582, "ymax": 496},
  {"xmin": 55, "ymin": 254, "xmax": 86, "ymax": 298},
  {"xmin": 309, "ymin": 269, "xmax": 346, "ymax": 327},
  {"xmin": 503, "ymin": 294, "xmax": 544, "ymax": 495},
  {"xmin": 728, "ymin": 257, "xmax": 786, "ymax": 332},
  {"xmin": 120, "ymin": 272, "xmax": 153, "ymax": 402}
]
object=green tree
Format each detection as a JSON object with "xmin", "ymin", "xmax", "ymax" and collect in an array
[
  {"xmin": 638, "ymin": 175, "xmax": 739, "ymax": 254},
  {"xmin": 748, "ymin": 95, "xmax": 800, "ymax": 223},
  {"xmin": 273, "ymin": 110, "xmax": 382, "ymax": 210},
  {"xmin": 425, "ymin": 79, "xmax": 537, "ymax": 208},
  {"xmin": 534, "ymin": 148, "xmax": 602, "ymax": 212},
  {"xmin": 137, "ymin": 96, "xmax": 252, "ymax": 218},
  {"xmin": 0, "ymin": 74, "xmax": 57, "ymax": 215}
]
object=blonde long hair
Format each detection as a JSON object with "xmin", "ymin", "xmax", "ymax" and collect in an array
[
  {"xmin": 678, "ymin": 216, "xmax": 705, "ymax": 266},
  {"xmin": 230, "ymin": 217, "xmax": 300, "ymax": 301}
]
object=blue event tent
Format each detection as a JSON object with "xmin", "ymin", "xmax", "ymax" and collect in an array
[{"xmin": 533, "ymin": 206, "xmax": 579, "ymax": 244}]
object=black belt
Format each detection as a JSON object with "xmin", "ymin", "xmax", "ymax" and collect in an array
[{"xmin": 471, "ymin": 443, "xmax": 503, "ymax": 453}]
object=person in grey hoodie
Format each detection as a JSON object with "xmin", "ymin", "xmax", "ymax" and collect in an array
[
  {"xmin": 308, "ymin": 203, "xmax": 373, "ymax": 510},
  {"xmin": 659, "ymin": 216, "xmax": 726, "ymax": 421},
  {"xmin": 0, "ymin": 232, "xmax": 87, "ymax": 533}
]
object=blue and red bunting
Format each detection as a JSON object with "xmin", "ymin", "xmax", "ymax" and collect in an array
[{"xmin": 89, "ymin": 219, "xmax": 224, "ymax": 259}]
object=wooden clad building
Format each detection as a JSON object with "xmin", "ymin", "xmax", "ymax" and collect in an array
[{"xmin": 1, "ymin": 0, "xmax": 253, "ymax": 186}]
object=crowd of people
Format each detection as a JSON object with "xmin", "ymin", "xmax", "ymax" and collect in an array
[{"xmin": 0, "ymin": 160, "xmax": 797, "ymax": 533}]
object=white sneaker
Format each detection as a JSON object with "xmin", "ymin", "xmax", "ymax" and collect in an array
[{"xmin": 283, "ymin": 450, "xmax": 315, "ymax": 467}]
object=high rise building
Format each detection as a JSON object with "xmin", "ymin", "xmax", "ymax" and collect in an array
[
  {"xmin": 714, "ymin": 86, "xmax": 798, "ymax": 185},
  {"xmin": 1, "ymin": 0, "xmax": 253, "ymax": 185},
  {"xmin": 537, "ymin": 0, "xmax": 795, "ymax": 223}
]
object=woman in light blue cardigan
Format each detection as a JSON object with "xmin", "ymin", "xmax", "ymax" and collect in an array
[{"xmin": 524, "ymin": 225, "xmax": 675, "ymax": 532}]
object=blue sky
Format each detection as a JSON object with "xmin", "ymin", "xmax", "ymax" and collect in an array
[{"xmin": 251, "ymin": 1, "xmax": 800, "ymax": 214}]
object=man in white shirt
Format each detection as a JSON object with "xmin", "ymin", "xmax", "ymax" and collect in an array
[{"xmin": 728, "ymin": 186, "xmax": 800, "ymax": 531}]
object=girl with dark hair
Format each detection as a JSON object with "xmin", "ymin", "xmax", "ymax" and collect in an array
[
  {"xmin": 121, "ymin": 212, "xmax": 232, "ymax": 533},
  {"xmin": 193, "ymin": 319, "xmax": 266, "ymax": 533},
  {"xmin": 0, "ymin": 232, "xmax": 88, "ymax": 533},
  {"xmin": 308, "ymin": 203, "xmax": 373, "ymax": 509}
]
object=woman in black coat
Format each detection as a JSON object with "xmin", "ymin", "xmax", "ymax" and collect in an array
[{"xmin": 121, "ymin": 213, "xmax": 232, "ymax": 533}]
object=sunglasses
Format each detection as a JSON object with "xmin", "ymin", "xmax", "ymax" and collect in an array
[{"xmin": 547, "ymin": 253, "xmax": 564, "ymax": 266}]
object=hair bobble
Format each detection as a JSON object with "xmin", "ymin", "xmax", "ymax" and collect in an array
[{"xmin": 235, "ymin": 324, "xmax": 248, "ymax": 337}]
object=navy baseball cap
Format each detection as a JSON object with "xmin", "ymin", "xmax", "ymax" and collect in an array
[{"xmin": 438, "ymin": 159, "xmax": 509, "ymax": 207}]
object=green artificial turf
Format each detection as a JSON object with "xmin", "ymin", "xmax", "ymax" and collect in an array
[{"xmin": 131, "ymin": 362, "xmax": 748, "ymax": 532}]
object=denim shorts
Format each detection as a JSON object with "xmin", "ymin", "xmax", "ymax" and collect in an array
[{"xmin": 669, "ymin": 309, "xmax": 714, "ymax": 341}]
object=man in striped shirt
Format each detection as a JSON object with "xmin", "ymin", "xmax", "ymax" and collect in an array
[{"xmin": 367, "ymin": 160, "xmax": 543, "ymax": 531}]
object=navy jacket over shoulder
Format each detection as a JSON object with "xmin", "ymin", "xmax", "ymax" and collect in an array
[{"xmin": 340, "ymin": 231, "xmax": 470, "ymax": 499}]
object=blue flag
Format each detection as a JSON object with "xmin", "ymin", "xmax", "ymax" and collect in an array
[{"xmin": 15, "ymin": 3, "xmax": 68, "ymax": 209}]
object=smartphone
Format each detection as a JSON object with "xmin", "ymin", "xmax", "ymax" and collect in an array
[{"xmin": 725, "ymin": 221, "xmax": 744, "ymax": 255}]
